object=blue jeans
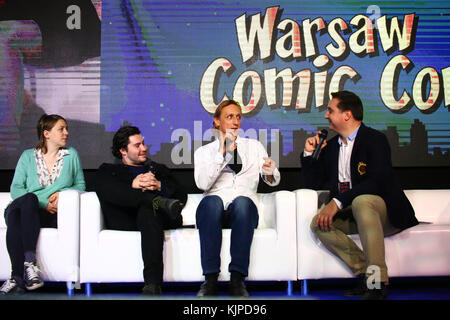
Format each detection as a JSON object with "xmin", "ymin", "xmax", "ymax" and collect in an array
[{"xmin": 196, "ymin": 195, "xmax": 259, "ymax": 277}]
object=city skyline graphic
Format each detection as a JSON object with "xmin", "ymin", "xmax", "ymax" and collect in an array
[{"xmin": 145, "ymin": 118, "xmax": 450, "ymax": 168}]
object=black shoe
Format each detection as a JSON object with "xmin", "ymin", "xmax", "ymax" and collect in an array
[
  {"xmin": 229, "ymin": 272, "xmax": 249, "ymax": 297},
  {"xmin": 362, "ymin": 283, "xmax": 387, "ymax": 300},
  {"xmin": 142, "ymin": 284, "xmax": 162, "ymax": 296},
  {"xmin": 229, "ymin": 280, "xmax": 249, "ymax": 297},
  {"xmin": 154, "ymin": 197, "xmax": 184, "ymax": 220},
  {"xmin": 344, "ymin": 274, "xmax": 367, "ymax": 297},
  {"xmin": 197, "ymin": 274, "xmax": 218, "ymax": 297}
]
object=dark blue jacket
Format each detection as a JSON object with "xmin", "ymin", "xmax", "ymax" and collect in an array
[{"xmin": 301, "ymin": 123, "xmax": 418, "ymax": 230}]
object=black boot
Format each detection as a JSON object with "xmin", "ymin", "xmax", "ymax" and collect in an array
[
  {"xmin": 229, "ymin": 271, "xmax": 249, "ymax": 297},
  {"xmin": 197, "ymin": 273, "xmax": 218, "ymax": 297},
  {"xmin": 153, "ymin": 196, "xmax": 184, "ymax": 220},
  {"xmin": 344, "ymin": 274, "xmax": 367, "ymax": 296},
  {"xmin": 362, "ymin": 282, "xmax": 388, "ymax": 300},
  {"xmin": 142, "ymin": 283, "xmax": 162, "ymax": 296}
]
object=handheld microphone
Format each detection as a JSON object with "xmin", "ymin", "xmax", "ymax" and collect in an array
[
  {"xmin": 225, "ymin": 137, "xmax": 234, "ymax": 148},
  {"xmin": 141, "ymin": 163, "xmax": 155, "ymax": 192},
  {"xmin": 224, "ymin": 134, "xmax": 236, "ymax": 153},
  {"xmin": 311, "ymin": 129, "xmax": 328, "ymax": 160}
]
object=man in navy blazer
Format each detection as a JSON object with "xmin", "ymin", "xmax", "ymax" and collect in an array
[{"xmin": 301, "ymin": 91, "xmax": 418, "ymax": 300}]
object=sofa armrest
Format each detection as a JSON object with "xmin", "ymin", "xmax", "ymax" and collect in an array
[
  {"xmin": 52, "ymin": 189, "xmax": 82, "ymax": 282},
  {"xmin": 273, "ymin": 190, "xmax": 297, "ymax": 236},
  {"xmin": 253, "ymin": 190, "xmax": 297, "ymax": 280},
  {"xmin": 275, "ymin": 190, "xmax": 298, "ymax": 279},
  {"xmin": 57, "ymin": 190, "xmax": 82, "ymax": 243},
  {"xmin": 294, "ymin": 189, "xmax": 322, "ymax": 279},
  {"xmin": 80, "ymin": 192, "xmax": 103, "ymax": 237},
  {"xmin": 295, "ymin": 189, "xmax": 319, "ymax": 230},
  {"xmin": 79, "ymin": 192, "xmax": 104, "ymax": 277}
]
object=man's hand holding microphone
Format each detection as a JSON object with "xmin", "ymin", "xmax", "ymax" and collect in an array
[
  {"xmin": 219, "ymin": 129, "xmax": 238, "ymax": 156},
  {"xmin": 305, "ymin": 129, "xmax": 328, "ymax": 160}
]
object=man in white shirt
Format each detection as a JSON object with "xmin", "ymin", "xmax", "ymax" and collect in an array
[
  {"xmin": 301, "ymin": 91, "xmax": 418, "ymax": 300},
  {"xmin": 194, "ymin": 99, "xmax": 280, "ymax": 297}
]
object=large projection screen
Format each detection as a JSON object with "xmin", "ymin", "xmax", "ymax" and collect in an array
[{"xmin": 1, "ymin": 0, "xmax": 449, "ymax": 169}]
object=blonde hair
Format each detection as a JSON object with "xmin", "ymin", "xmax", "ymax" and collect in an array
[
  {"xmin": 36, "ymin": 114, "xmax": 67, "ymax": 154},
  {"xmin": 213, "ymin": 99, "xmax": 242, "ymax": 129}
]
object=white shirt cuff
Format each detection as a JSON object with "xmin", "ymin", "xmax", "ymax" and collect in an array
[
  {"xmin": 332, "ymin": 198, "xmax": 343, "ymax": 210},
  {"xmin": 303, "ymin": 150, "xmax": 313, "ymax": 157}
]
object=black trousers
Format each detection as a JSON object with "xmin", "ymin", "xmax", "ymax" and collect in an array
[
  {"xmin": 4, "ymin": 193, "xmax": 56, "ymax": 279},
  {"xmin": 106, "ymin": 194, "xmax": 182, "ymax": 285}
]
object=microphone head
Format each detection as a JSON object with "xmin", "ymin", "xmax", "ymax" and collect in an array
[
  {"xmin": 319, "ymin": 129, "xmax": 328, "ymax": 139},
  {"xmin": 225, "ymin": 137, "xmax": 234, "ymax": 146}
]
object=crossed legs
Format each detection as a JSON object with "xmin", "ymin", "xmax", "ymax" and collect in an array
[{"xmin": 311, "ymin": 194, "xmax": 399, "ymax": 282}]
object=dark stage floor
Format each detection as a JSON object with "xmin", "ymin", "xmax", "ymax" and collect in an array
[
  {"xmin": 1, "ymin": 276, "xmax": 449, "ymax": 300},
  {"xmin": 1, "ymin": 278, "xmax": 448, "ymax": 319}
]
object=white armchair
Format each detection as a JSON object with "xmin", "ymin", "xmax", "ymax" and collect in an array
[
  {"xmin": 79, "ymin": 191, "xmax": 297, "ymax": 294},
  {"xmin": 295, "ymin": 189, "xmax": 450, "ymax": 295},
  {"xmin": 0, "ymin": 190, "xmax": 82, "ymax": 295}
]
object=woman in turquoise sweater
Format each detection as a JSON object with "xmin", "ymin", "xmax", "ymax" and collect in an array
[{"xmin": 0, "ymin": 114, "xmax": 85, "ymax": 295}]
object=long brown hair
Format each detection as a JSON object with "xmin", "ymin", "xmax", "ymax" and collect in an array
[
  {"xmin": 213, "ymin": 99, "xmax": 242, "ymax": 129},
  {"xmin": 36, "ymin": 114, "xmax": 67, "ymax": 154}
]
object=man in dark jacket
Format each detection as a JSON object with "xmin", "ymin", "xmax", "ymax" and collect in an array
[
  {"xmin": 95, "ymin": 126, "xmax": 187, "ymax": 295},
  {"xmin": 301, "ymin": 91, "xmax": 418, "ymax": 300}
]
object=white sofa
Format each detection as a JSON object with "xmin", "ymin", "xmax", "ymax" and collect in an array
[
  {"xmin": 0, "ymin": 190, "xmax": 82, "ymax": 295},
  {"xmin": 295, "ymin": 189, "xmax": 450, "ymax": 294},
  {"xmin": 79, "ymin": 191, "xmax": 297, "ymax": 294}
]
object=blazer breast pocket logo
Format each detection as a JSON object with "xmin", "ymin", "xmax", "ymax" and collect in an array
[{"xmin": 357, "ymin": 162, "xmax": 367, "ymax": 175}]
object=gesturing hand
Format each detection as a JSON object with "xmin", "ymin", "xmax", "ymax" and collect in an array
[{"xmin": 261, "ymin": 157, "xmax": 276, "ymax": 176}]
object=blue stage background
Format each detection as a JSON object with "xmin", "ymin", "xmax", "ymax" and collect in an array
[{"xmin": 100, "ymin": 0, "xmax": 450, "ymax": 167}]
